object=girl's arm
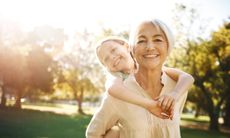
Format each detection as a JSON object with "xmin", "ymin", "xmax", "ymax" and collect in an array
[
  {"xmin": 108, "ymin": 77, "xmax": 170, "ymax": 119},
  {"xmin": 156, "ymin": 67, "xmax": 194, "ymax": 119},
  {"xmin": 108, "ymin": 77, "xmax": 153, "ymax": 109},
  {"xmin": 163, "ymin": 67, "xmax": 194, "ymax": 100}
]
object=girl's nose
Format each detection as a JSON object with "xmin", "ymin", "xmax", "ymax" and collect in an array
[{"xmin": 110, "ymin": 53, "xmax": 116, "ymax": 61}]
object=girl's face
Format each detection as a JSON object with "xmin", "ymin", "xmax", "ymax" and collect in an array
[
  {"xmin": 133, "ymin": 22, "xmax": 168, "ymax": 70},
  {"xmin": 97, "ymin": 41, "xmax": 134, "ymax": 73}
]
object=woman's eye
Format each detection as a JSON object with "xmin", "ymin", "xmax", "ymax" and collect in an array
[
  {"xmin": 154, "ymin": 39, "xmax": 163, "ymax": 42},
  {"xmin": 137, "ymin": 40, "xmax": 146, "ymax": 44}
]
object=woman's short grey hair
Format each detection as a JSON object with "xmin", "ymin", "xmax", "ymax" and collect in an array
[{"xmin": 129, "ymin": 18, "xmax": 174, "ymax": 55}]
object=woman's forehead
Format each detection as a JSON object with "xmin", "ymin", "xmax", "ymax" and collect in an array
[{"xmin": 136, "ymin": 22, "xmax": 162, "ymax": 35}]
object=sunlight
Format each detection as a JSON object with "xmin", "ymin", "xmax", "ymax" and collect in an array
[
  {"xmin": 0, "ymin": 0, "xmax": 229, "ymax": 37},
  {"xmin": 0, "ymin": 0, "xmax": 174, "ymax": 33}
]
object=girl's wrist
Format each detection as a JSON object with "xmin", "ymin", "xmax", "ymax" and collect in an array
[
  {"xmin": 144, "ymin": 99, "xmax": 157, "ymax": 110},
  {"xmin": 170, "ymin": 90, "xmax": 179, "ymax": 101}
]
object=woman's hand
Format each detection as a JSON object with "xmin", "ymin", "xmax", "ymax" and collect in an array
[{"xmin": 146, "ymin": 99, "xmax": 170, "ymax": 119}]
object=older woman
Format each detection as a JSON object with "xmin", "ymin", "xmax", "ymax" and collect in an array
[{"xmin": 86, "ymin": 19, "xmax": 189, "ymax": 138}]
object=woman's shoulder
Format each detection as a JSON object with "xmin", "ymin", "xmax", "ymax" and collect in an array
[{"xmin": 161, "ymin": 70, "xmax": 176, "ymax": 85}]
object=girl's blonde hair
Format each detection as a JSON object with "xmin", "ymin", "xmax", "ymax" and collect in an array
[{"xmin": 95, "ymin": 36, "xmax": 137, "ymax": 70}]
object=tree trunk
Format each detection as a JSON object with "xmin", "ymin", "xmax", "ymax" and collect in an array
[
  {"xmin": 0, "ymin": 86, "xmax": 7, "ymax": 107},
  {"xmin": 14, "ymin": 90, "xmax": 21, "ymax": 109},
  {"xmin": 78, "ymin": 99, "xmax": 83, "ymax": 114},
  {"xmin": 77, "ymin": 87, "xmax": 84, "ymax": 114},
  {"xmin": 224, "ymin": 96, "xmax": 230, "ymax": 127},
  {"xmin": 195, "ymin": 105, "xmax": 200, "ymax": 118},
  {"xmin": 209, "ymin": 109, "xmax": 220, "ymax": 131}
]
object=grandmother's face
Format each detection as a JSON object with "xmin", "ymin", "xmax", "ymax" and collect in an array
[{"xmin": 133, "ymin": 21, "xmax": 168, "ymax": 70}]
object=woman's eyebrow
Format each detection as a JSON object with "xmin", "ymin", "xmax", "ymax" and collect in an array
[
  {"xmin": 137, "ymin": 35, "xmax": 146, "ymax": 39},
  {"xmin": 153, "ymin": 34, "xmax": 163, "ymax": 38}
]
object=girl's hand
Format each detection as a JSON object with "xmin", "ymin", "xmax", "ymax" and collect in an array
[
  {"xmin": 146, "ymin": 100, "xmax": 170, "ymax": 119},
  {"xmin": 155, "ymin": 92, "xmax": 177, "ymax": 120}
]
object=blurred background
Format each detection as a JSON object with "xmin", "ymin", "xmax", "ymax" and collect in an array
[{"xmin": 0, "ymin": 0, "xmax": 229, "ymax": 137}]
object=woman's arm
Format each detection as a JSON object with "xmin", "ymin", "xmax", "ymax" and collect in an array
[
  {"xmin": 108, "ymin": 77, "xmax": 170, "ymax": 119},
  {"xmin": 86, "ymin": 96, "xmax": 119, "ymax": 138},
  {"xmin": 163, "ymin": 67, "xmax": 195, "ymax": 100}
]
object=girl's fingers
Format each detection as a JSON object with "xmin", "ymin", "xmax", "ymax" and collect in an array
[
  {"xmin": 157, "ymin": 97, "xmax": 164, "ymax": 107},
  {"xmin": 161, "ymin": 97, "xmax": 170, "ymax": 111},
  {"xmin": 160, "ymin": 112, "xmax": 170, "ymax": 119},
  {"xmin": 165, "ymin": 98, "xmax": 174, "ymax": 111},
  {"xmin": 154, "ymin": 96, "xmax": 160, "ymax": 100},
  {"xmin": 169, "ymin": 101, "xmax": 175, "ymax": 111}
]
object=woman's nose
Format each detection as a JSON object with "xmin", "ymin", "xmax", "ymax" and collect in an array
[{"xmin": 146, "ymin": 42, "xmax": 155, "ymax": 50}]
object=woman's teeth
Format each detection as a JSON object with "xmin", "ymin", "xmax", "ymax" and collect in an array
[{"xmin": 143, "ymin": 54, "xmax": 158, "ymax": 58}]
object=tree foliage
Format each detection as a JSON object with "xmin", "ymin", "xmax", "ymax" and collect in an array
[{"xmin": 168, "ymin": 4, "xmax": 230, "ymax": 131}]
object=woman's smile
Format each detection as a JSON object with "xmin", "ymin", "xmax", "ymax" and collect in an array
[{"xmin": 143, "ymin": 53, "xmax": 159, "ymax": 58}]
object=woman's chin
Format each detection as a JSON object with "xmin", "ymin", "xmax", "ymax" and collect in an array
[{"xmin": 143, "ymin": 62, "xmax": 161, "ymax": 70}]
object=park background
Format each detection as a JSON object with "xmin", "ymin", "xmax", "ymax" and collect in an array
[{"xmin": 0, "ymin": 0, "xmax": 230, "ymax": 137}]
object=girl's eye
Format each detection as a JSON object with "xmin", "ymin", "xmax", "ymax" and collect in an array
[{"xmin": 111, "ymin": 48, "xmax": 116, "ymax": 53}]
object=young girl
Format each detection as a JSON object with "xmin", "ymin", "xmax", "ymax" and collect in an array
[{"xmin": 95, "ymin": 36, "xmax": 194, "ymax": 119}]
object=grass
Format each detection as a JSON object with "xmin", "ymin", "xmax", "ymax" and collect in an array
[
  {"xmin": 181, "ymin": 114, "xmax": 210, "ymax": 123},
  {"xmin": 0, "ymin": 107, "xmax": 229, "ymax": 138},
  {"xmin": 181, "ymin": 127, "xmax": 230, "ymax": 138},
  {"xmin": 0, "ymin": 107, "xmax": 91, "ymax": 138}
]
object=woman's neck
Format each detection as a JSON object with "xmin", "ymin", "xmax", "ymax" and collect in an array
[{"xmin": 135, "ymin": 66, "xmax": 163, "ymax": 99}]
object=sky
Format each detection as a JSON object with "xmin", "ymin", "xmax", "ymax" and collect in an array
[{"xmin": 0, "ymin": 0, "xmax": 229, "ymax": 36}]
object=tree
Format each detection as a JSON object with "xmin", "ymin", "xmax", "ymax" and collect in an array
[
  {"xmin": 54, "ymin": 29, "xmax": 103, "ymax": 114},
  {"xmin": 168, "ymin": 21, "xmax": 230, "ymax": 131},
  {"xmin": 26, "ymin": 45, "xmax": 55, "ymax": 97},
  {"xmin": 0, "ymin": 47, "xmax": 29, "ymax": 108},
  {"xmin": 0, "ymin": 22, "xmax": 62, "ymax": 108},
  {"xmin": 168, "ymin": 4, "xmax": 230, "ymax": 131},
  {"xmin": 210, "ymin": 21, "xmax": 230, "ymax": 127}
]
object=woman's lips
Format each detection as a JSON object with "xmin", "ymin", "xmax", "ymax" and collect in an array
[{"xmin": 143, "ymin": 54, "xmax": 159, "ymax": 58}]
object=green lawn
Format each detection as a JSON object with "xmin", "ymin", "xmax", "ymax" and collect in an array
[
  {"xmin": 0, "ymin": 108, "xmax": 229, "ymax": 138},
  {"xmin": 0, "ymin": 108, "xmax": 90, "ymax": 138}
]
